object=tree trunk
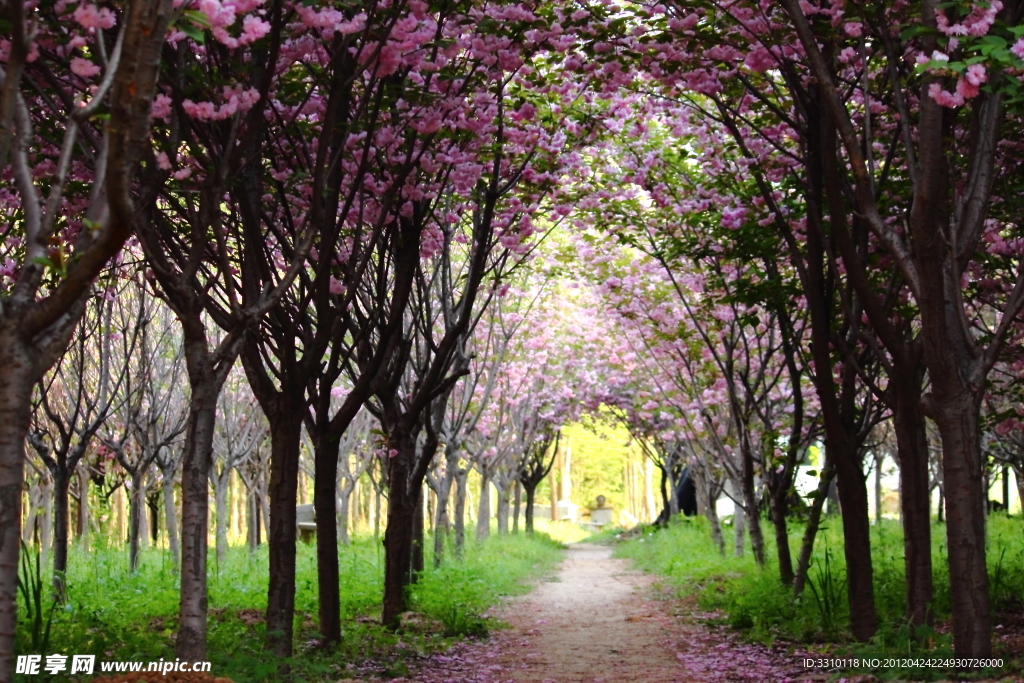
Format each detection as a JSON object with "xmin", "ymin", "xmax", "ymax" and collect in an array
[
  {"xmin": 213, "ymin": 477, "xmax": 228, "ymax": 565},
  {"xmin": 247, "ymin": 486, "xmax": 260, "ymax": 551},
  {"xmin": 740, "ymin": 441, "xmax": 765, "ymax": 566},
  {"xmin": 874, "ymin": 453, "xmax": 883, "ymax": 526},
  {"xmin": 496, "ymin": 480, "xmax": 510, "ymax": 535},
  {"xmin": 729, "ymin": 478, "xmax": 745, "ymax": 557},
  {"xmin": 512, "ymin": 479, "xmax": 522, "ymax": 535},
  {"xmin": 382, "ymin": 436, "xmax": 418, "ymax": 627},
  {"xmin": 705, "ymin": 493, "xmax": 725, "ymax": 556},
  {"xmin": 162, "ymin": 467, "xmax": 179, "ymax": 570},
  {"xmin": 802, "ymin": 194, "xmax": 877, "ymax": 639},
  {"xmin": 149, "ymin": 494, "xmax": 160, "ymax": 546},
  {"xmin": 176, "ymin": 380, "xmax": 219, "ymax": 661},
  {"xmin": 265, "ymin": 408, "xmax": 303, "ymax": 657},
  {"xmin": 454, "ymin": 469, "xmax": 467, "ymax": 557},
  {"xmin": 76, "ymin": 466, "xmax": 90, "ymax": 547},
  {"xmin": 768, "ymin": 486, "xmax": 792, "ymax": 584},
  {"xmin": 433, "ymin": 467, "xmax": 454, "ymax": 567},
  {"xmin": 833, "ymin": 438, "xmax": 876, "ymax": 640},
  {"xmin": 933, "ymin": 390, "xmax": 990, "ymax": 656},
  {"xmin": 313, "ymin": 435, "xmax": 341, "ymax": 644},
  {"xmin": 892, "ymin": 372, "xmax": 934, "ymax": 627},
  {"xmin": 129, "ymin": 470, "xmax": 146, "ymax": 572},
  {"xmin": 476, "ymin": 471, "xmax": 491, "ymax": 541},
  {"xmin": 52, "ymin": 468, "xmax": 71, "ymax": 597},
  {"xmin": 524, "ymin": 484, "xmax": 537, "ymax": 534},
  {"xmin": 0, "ymin": 347, "xmax": 38, "ymax": 682}
]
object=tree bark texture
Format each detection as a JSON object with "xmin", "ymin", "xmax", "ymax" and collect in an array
[
  {"xmin": 176, "ymin": 379, "xmax": 219, "ymax": 662},
  {"xmin": 892, "ymin": 371, "xmax": 934, "ymax": 627},
  {"xmin": 264, "ymin": 408, "xmax": 303, "ymax": 657},
  {"xmin": 476, "ymin": 473, "xmax": 491, "ymax": 541},
  {"xmin": 0, "ymin": 349, "xmax": 37, "ymax": 682},
  {"xmin": 313, "ymin": 435, "xmax": 341, "ymax": 644},
  {"xmin": 161, "ymin": 467, "xmax": 179, "ymax": 570}
]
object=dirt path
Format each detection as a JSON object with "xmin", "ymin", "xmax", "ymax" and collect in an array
[{"xmin": 402, "ymin": 542, "xmax": 803, "ymax": 683}]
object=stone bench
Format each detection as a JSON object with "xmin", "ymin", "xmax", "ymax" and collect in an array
[{"xmin": 297, "ymin": 503, "xmax": 316, "ymax": 542}]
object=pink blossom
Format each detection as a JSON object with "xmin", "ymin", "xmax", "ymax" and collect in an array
[
  {"xmin": 720, "ymin": 206, "xmax": 746, "ymax": 229},
  {"xmin": 329, "ymin": 276, "xmax": 346, "ymax": 296},
  {"xmin": 965, "ymin": 63, "xmax": 987, "ymax": 87},
  {"xmin": 73, "ymin": 3, "xmax": 116, "ymax": 30},
  {"xmin": 928, "ymin": 81, "xmax": 964, "ymax": 108},
  {"xmin": 240, "ymin": 14, "xmax": 271, "ymax": 42},
  {"xmin": 151, "ymin": 94, "xmax": 172, "ymax": 120},
  {"xmin": 956, "ymin": 77, "xmax": 979, "ymax": 99},
  {"xmin": 1012, "ymin": 38, "xmax": 1024, "ymax": 60},
  {"xmin": 70, "ymin": 57, "xmax": 101, "ymax": 77},
  {"xmin": 743, "ymin": 47, "xmax": 774, "ymax": 74}
]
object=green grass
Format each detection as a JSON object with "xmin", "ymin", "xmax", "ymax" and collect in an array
[
  {"xmin": 616, "ymin": 514, "xmax": 1024, "ymax": 681},
  {"xmin": 15, "ymin": 531, "xmax": 563, "ymax": 682}
]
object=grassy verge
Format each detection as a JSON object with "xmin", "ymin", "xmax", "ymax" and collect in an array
[
  {"xmin": 15, "ymin": 531, "xmax": 563, "ymax": 682},
  {"xmin": 616, "ymin": 515, "xmax": 1024, "ymax": 681}
]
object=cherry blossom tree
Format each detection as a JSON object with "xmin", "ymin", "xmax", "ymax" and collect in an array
[{"xmin": 0, "ymin": 2, "xmax": 174, "ymax": 674}]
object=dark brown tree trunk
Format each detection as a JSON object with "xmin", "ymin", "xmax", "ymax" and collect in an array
[
  {"xmin": 803, "ymin": 213, "xmax": 876, "ymax": 639},
  {"xmin": 512, "ymin": 479, "xmax": 522, "ymax": 535},
  {"xmin": 0, "ymin": 352, "xmax": 36, "ymax": 681},
  {"xmin": 833, "ymin": 441, "xmax": 876, "ymax": 640},
  {"xmin": 524, "ymin": 484, "xmax": 537, "ymax": 534},
  {"xmin": 892, "ymin": 371, "xmax": 934, "ymax": 628},
  {"xmin": 799, "ymin": 95, "xmax": 877, "ymax": 641},
  {"xmin": 382, "ymin": 450, "xmax": 417, "ymax": 627},
  {"xmin": 931, "ymin": 389, "xmax": 990, "ymax": 655},
  {"xmin": 264, "ymin": 407, "xmax": 303, "ymax": 657},
  {"xmin": 913, "ymin": 67, "xmax": 992, "ymax": 656},
  {"xmin": 313, "ymin": 434, "xmax": 341, "ymax": 644},
  {"xmin": 767, "ymin": 490, "xmax": 793, "ymax": 585},
  {"xmin": 51, "ymin": 468, "xmax": 71, "ymax": 597}
]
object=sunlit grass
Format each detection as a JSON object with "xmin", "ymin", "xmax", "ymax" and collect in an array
[
  {"xmin": 16, "ymin": 531, "xmax": 563, "ymax": 682},
  {"xmin": 617, "ymin": 514, "xmax": 1024, "ymax": 680}
]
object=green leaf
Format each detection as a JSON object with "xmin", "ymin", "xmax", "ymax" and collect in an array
[
  {"xmin": 178, "ymin": 21, "xmax": 205, "ymax": 42},
  {"xmin": 182, "ymin": 9, "xmax": 213, "ymax": 28},
  {"xmin": 900, "ymin": 24, "xmax": 937, "ymax": 40}
]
